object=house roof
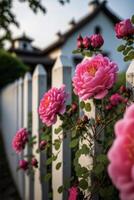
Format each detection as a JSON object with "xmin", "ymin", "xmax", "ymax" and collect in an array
[
  {"xmin": 43, "ymin": 0, "xmax": 121, "ymax": 55},
  {"xmin": 12, "ymin": 33, "xmax": 33, "ymax": 43}
]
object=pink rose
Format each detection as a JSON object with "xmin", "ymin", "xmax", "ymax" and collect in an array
[
  {"xmin": 68, "ymin": 186, "xmax": 78, "ymax": 200},
  {"xmin": 83, "ymin": 36, "xmax": 90, "ymax": 49},
  {"xmin": 19, "ymin": 160, "xmax": 29, "ymax": 170},
  {"xmin": 39, "ymin": 85, "xmax": 68, "ymax": 126},
  {"xmin": 31, "ymin": 158, "xmax": 38, "ymax": 168},
  {"xmin": 39, "ymin": 140, "xmax": 47, "ymax": 150},
  {"xmin": 110, "ymin": 93, "xmax": 124, "ymax": 106},
  {"xmin": 77, "ymin": 34, "xmax": 83, "ymax": 49},
  {"xmin": 108, "ymin": 104, "xmax": 134, "ymax": 200},
  {"xmin": 90, "ymin": 34, "xmax": 104, "ymax": 48},
  {"xmin": 72, "ymin": 54, "xmax": 118, "ymax": 100},
  {"xmin": 115, "ymin": 19, "xmax": 134, "ymax": 39},
  {"xmin": 12, "ymin": 128, "xmax": 28, "ymax": 154}
]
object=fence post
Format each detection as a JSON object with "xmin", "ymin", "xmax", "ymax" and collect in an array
[
  {"xmin": 52, "ymin": 55, "xmax": 72, "ymax": 200},
  {"xmin": 32, "ymin": 64, "xmax": 48, "ymax": 200},
  {"xmin": 17, "ymin": 77, "xmax": 25, "ymax": 199},
  {"xmin": 23, "ymin": 72, "xmax": 33, "ymax": 200},
  {"xmin": 126, "ymin": 60, "xmax": 134, "ymax": 98}
]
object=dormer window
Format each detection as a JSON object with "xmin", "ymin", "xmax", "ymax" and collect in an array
[
  {"xmin": 23, "ymin": 42, "xmax": 28, "ymax": 50},
  {"xmin": 11, "ymin": 33, "xmax": 33, "ymax": 51},
  {"xmin": 95, "ymin": 26, "xmax": 102, "ymax": 34}
]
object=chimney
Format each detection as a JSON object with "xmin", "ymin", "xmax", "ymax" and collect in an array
[
  {"xmin": 56, "ymin": 31, "xmax": 62, "ymax": 38},
  {"xmin": 88, "ymin": 0, "xmax": 99, "ymax": 13},
  {"xmin": 68, "ymin": 19, "xmax": 76, "ymax": 29}
]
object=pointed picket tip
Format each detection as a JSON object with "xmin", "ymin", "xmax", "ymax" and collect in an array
[
  {"xmin": 18, "ymin": 77, "xmax": 23, "ymax": 85},
  {"xmin": 126, "ymin": 60, "xmax": 134, "ymax": 75},
  {"xmin": 24, "ymin": 72, "xmax": 32, "ymax": 82},
  {"xmin": 33, "ymin": 64, "xmax": 46, "ymax": 77},
  {"xmin": 53, "ymin": 55, "xmax": 72, "ymax": 69}
]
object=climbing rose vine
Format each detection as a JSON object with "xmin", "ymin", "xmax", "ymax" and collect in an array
[{"xmin": 12, "ymin": 15, "xmax": 134, "ymax": 200}]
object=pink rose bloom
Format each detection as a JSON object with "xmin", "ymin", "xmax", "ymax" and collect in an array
[
  {"xmin": 68, "ymin": 186, "xmax": 78, "ymax": 200},
  {"xmin": 83, "ymin": 36, "xmax": 90, "ymax": 49},
  {"xmin": 19, "ymin": 159, "xmax": 28, "ymax": 170},
  {"xmin": 115, "ymin": 19, "xmax": 134, "ymax": 39},
  {"xmin": 39, "ymin": 85, "xmax": 68, "ymax": 126},
  {"xmin": 110, "ymin": 93, "xmax": 124, "ymax": 106},
  {"xmin": 108, "ymin": 104, "xmax": 134, "ymax": 200},
  {"xmin": 77, "ymin": 34, "xmax": 83, "ymax": 49},
  {"xmin": 72, "ymin": 54, "xmax": 118, "ymax": 100},
  {"xmin": 12, "ymin": 128, "xmax": 28, "ymax": 154},
  {"xmin": 90, "ymin": 34, "xmax": 104, "ymax": 48}
]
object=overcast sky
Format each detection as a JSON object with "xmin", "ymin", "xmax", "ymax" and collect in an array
[{"xmin": 12, "ymin": 0, "xmax": 134, "ymax": 49}]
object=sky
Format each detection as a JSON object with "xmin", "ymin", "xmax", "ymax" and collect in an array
[{"xmin": 12, "ymin": 0, "xmax": 134, "ymax": 49}]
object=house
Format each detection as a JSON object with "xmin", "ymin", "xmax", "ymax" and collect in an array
[
  {"xmin": 8, "ymin": 33, "xmax": 54, "ymax": 86},
  {"xmin": 43, "ymin": 0, "xmax": 127, "ymax": 71},
  {"xmin": 9, "ymin": 0, "xmax": 126, "ymax": 81}
]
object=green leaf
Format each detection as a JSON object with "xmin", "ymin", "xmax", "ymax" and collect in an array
[
  {"xmin": 131, "ymin": 15, "xmax": 134, "ymax": 24},
  {"xmin": 54, "ymin": 139, "xmax": 61, "ymax": 150},
  {"xmin": 79, "ymin": 179, "xmax": 88, "ymax": 190},
  {"xmin": 83, "ymin": 50, "xmax": 93, "ymax": 57},
  {"xmin": 76, "ymin": 167, "xmax": 89, "ymax": 177},
  {"xmin": 96, "ymin": 154, "xmax": 107, "ymax": 164},
  {"xmin": 123, "ymin": 46, "xmax": 133, "ymax": 55},
  {"xmin": 124, "ymin": 56, "xmax": 130, "ymax": 62},
  {"xmin": 72, "ymin": 49, "xmax": 81, "ymax": 54},
  {"xmin": 81, "ymin": 144, "xmax": 89, "ymax": 155},
  {"xmin": 128, "ymin": 51, "xmax": 134, "ymax": 60},
  {"xmin": 85, "ymin": 102, "xmax": 91, "ymax": 112},
  {"xmin": 46, "ymin": 157, "xmax": 53, "ymax": 165},
  {"xmin": 94, "ymin": 164, "xmax": 104, "ymax": 175},
  {"xmin": 44, "ymin": 173, "xmax": 51, "ymax": 181},
  {"xmin": 80, "ymin": 101, "xmax": 85, "ymax": 109},
  {"xmin": 69, "ymin": 138, "xmax": 79, "ymax": 148},
  {"xmin": 56, "ymin": 162, "xmax": 62, "ymax": 170},
  {"xmin": 58, "ymin": 185, "xmax": 64, "ymax": 193},
  {"xmin": 54, "ymin": 127, "xmax": 62, "ymax": 134},
  {"xmin": 117, "ymin": 45, "xmax": 125, "ymax": 52}
]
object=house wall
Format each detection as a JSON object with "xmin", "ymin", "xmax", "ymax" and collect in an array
[{"xmin": 61, "ymin": 12, "xmax": 128, "ymax": 71}]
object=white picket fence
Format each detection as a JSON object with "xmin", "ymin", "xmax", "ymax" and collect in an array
[{"xmin": 0, "ymin": 55, "xmax": 133, "ymax": 200}]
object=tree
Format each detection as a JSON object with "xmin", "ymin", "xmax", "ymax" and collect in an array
[{"xmin": 0, "ymin": 0, "xmax": 70, "ymax": 48}]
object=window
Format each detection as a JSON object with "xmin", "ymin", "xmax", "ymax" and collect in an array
[
  {"xmin": 95, "ymin": 26, "xmax": 101, "ymax": 34},
  {"xmin": 22, "ymin": 42, "xmax": 28, "ymax": 49}
]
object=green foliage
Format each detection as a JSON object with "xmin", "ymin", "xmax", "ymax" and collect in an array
[
  {"xmin": 117, "ymin": 44, "xmax": 125, "ymax": 52},
  {"xmin": 131, "ymin": 15, "xmax": 134, "ymax": 24},
  {"xmin": 0, "ymin": 50, "xmax": 28, "ymax": 88}
]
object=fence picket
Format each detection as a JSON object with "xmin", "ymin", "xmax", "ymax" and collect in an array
[
  {"xmin": 32, "ymin": 64, "xmax": 48, "ymax": 200},
  {"xmin": 52, "ymin": 55, "xmax": 72, "ymax": 200},
  {"xmin": 23, "ymin": 72, "xmax": 33, "ymax": 200}
]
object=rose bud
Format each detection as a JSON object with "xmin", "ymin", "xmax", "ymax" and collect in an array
[
  {"xmin": 90, "ymin": 34, "xmax": 104, "ymax": 48},
  {"xmin": 71, "ymin": 102, "xmax": 78, "ymax": 112},
  {"xmin": 105, "ymin": 104, "xmax": 113, "ymax": 110},
  {"xmin": 83, "ymin": 36, "xmax": 90, "ymax": 49},
  {"xmin": 31, "ymin": 158, "xmax": 38, "ymax": 168},
  {"xmin": 115, "ymin": 19, "xmax": 134, "ymax": 39},
  {"xmin": 119, "ymin": 85, "xmax": 126, "ymax": 94},
  {"xmin": 39, "ymin": 140, "xmax": 47, "ymax": 150},
  {"xmin": 19, "ymin": 159, "xmax": 28, "ymax": 170},
  {"xmin": 82, "ymin": 115, "xmax": 88, "ymax": 123},
  {"xmin": 77, "ymin": 34, "xmax": 83, "ymax": 49}
]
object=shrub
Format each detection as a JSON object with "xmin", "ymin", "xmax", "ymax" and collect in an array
[{"xmin": 0, "ymin": 50, "xmax": 28, "ymax": 89}]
